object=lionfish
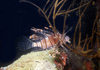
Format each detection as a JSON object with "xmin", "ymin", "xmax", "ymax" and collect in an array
[
  {"xmin": 19, "ymin": 0, "xmax": 100, "ymax": 58},
  {"xmin": 29, "ymin": 27, "xmax": 70, "ymax": 49}
]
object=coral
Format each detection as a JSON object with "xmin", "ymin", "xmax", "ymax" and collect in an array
[{"xmin": 0, "ymin": 48, "xmax": 59, "ymax": 70}]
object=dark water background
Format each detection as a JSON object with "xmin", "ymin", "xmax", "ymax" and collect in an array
[{"xmin": 0, "ymin": 0, "xmax": 98, "ymax": 67}]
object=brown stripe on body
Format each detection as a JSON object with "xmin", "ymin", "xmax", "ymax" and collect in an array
[
  {"xmin": 41, "ymin": 38, "xmax": 47, "ymax": 49},
  {"xmin": 48, "ymin": 36, "xmax": 53, "ymax": 47},
  {"xmin": 40, "ymin": 40, "xmax": 43, "ymax": 48},
  {"xmin": 44, "ymin": 37, "xmax": 47, "ymax": 49}
]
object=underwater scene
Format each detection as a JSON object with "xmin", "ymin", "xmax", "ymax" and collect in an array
[{"xmin": 0, "ymin": 0, "xmax": 100, "ymax": 70}]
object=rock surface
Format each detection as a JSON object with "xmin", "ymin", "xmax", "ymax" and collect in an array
[{"xmin": 1, "ymin": 48, "xmax": 58, "ymax": 70}]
